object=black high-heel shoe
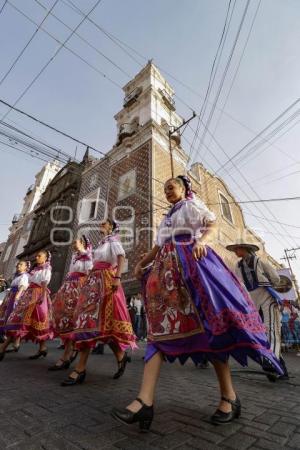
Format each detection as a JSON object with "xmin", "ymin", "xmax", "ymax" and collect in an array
[
  {"xmin": 70, "ymin": 350, "xmax": 78, "ymax": 364},
  {"xmin": 211, "ymin": 396, "xmax": 241, "ymax": 424},
  {"xmin": 113, "ymin": 352, "xmax": 131, "ymax": 379},
  {"xmin": 61, "ymin": 370, "xmax": 86, "ymax": 386},
  {"xmin": 5, "ymin": 345, "xmax": 20, "ymax": 353},
  {"xmin": 111, "ymin": 397, "xmax": 153, "ymax": 432},
  {"xmin": 28, "ymin": 349, "xmax": 48, "ymax": 360},
  {"xmin": 48, "ymin": 359, "xmax": 71, "ymax": 371}
]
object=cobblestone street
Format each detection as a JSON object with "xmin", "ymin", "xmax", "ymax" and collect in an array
[{"xmin": 0, "ymin": 341, "xmax": 299, "ymax": 449}]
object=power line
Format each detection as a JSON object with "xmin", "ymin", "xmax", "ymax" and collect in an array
[
  {"xmin": 243, "ymin": 212, "xmax": 300, "ymax": 229},
  {"xmin": 61, "ymin": 0, "xmax": 298, "ymax": 173},
  {"xmin": 176, "ymin": 85, "xmax": 300, "ymax": 168},
  {"xmin": 6, "ymin": 1, "xmax": 123, "ymax": 89},
  {"xmin": 5, "ymin": 113, "xmax": 298, "ymax": 217},
  {"xmin": 62, "ymin": 0, "xmax": 145, "ymax": 67},
  {"xmin": 33, "ymin": 0, "xmax": 132, "ymax": 78},
  {"xmin": 0, "ymin": 120, "xmax": 67, "ymax": 156},
  {"xmin": 214, "ymin": 98, "xmax": 300, "ymax": 174},
  {"xmin": 6, "ymin": 115, "xmax": 78, "ymax": 159},
  {"xmin": 208, "ymin": 196, "xmax": 300, "ymax": 206},
  {"xmin": 122, "ymin": 63, "xmax": 300, "ymax": 251},
  {"xmin": 0, "ymin": 123, "xmax": 172, "ymax": 213},
  {"xmin": 183, "ymin": 128, "xmax": 295, "ymax": 250},
  {"xmin": 0, "ymin": 98, "xmax": 106, "ymax": 156},
  {"xmin": 0, "ymin": 0, "xmax": 59, "ymax": 88},
  {"xmin": 233, "ymin": 110, "xmax": 300, "ymax": 168},
  {"xmin": 263, "ymin": 169, "xmax": 300, "ymax": 185},
  {"xmin": 0, "ymin": 137, "xmax": 50, "ymax": 164},
  {"xmin": 1, "ymin": 0, "xmax": 103, "ymax": 123},
  {"xmin": 3, "ymin": 0, "xmax": 298, "ymax": 251},
  {"xmin": 61, "ymin": 0, "xmax": 300, "ymax": 180},
  {"xmin": 251, "ymin": 229, "xmax": 300, "ymax": 241},
  {"xmin": 234, "ymin": 116, "xmax": 300, "ymax": 170},
  {"xmin": 203, "ymin": 0, "xmax": 261, "ymax": 159},
  {"xmin": 194, "ymin": 121, "xmax": 300, "ymax": 249},
  {"xmin": 137, "ymin": 87, "xmax": 300, "ymax": 251},
  {"xmin": 0, "ymin": 128, "xmax": 71, "ymax": 164},
  {"xmin": 0, "ymin": 0, "xmax": 7, "ymax": 15},
  {"xmin": 193, "ymin": 0, "xmax": 251, "ymax": 163},
  {"xmin": 3, "ymin": 124, "xmax": 300, "ymax": 247},
  {"xmin": 188, "ymin": 0, "xmax": 235, "ymax": 160}
]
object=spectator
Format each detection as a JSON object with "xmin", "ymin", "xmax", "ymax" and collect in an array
[{"xmin": 131, "ymin": 294, "xmax": 143, "ymax": 340}]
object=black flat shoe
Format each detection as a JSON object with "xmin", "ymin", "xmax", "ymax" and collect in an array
[
  {"xmin": 111, "ymin": 397, "xmax": 153, "ymax": 432},
  {"xmin": 48, "ymin": 359, "xmax": 71, "ymax": 371},
  {"xmin": 211, "ymin": 396, "xmax": 241, "ymax": 425},
  {"xmin": 113, "ymin": 352, "xmax": 131, "ymax": 379},
  {"xmin": 0, "ymin": 351, "xmax": 5, "ymax": 362},
  {"xmin": 28, "ymin": 349, "xmax": 48, "ymax": 360},
  {"xmin": 61, "ymin": 370, "xmax": 86, "ymax": 386}
]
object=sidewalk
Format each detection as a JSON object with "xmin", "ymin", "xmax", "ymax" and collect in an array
[{"xmin": 0, "ymin": 341, "xmax": 299, "ymax": 449}]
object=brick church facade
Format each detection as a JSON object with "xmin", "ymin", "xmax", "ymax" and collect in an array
[{"xmin": 61, "ymin": 61, "xmax": 281, "ymax": 297}]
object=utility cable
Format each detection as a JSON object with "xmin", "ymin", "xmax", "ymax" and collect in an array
[{"xmin": 1, "ymin": 0, "xmax": 103, "ymax": 123}]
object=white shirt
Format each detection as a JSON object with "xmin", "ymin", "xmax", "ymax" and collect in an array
[
  {"xmin": 131, "ymin": 297, "xmax": 143, "ymax": 315},
  {"xmin": 29, "ymin": 266, "xmax": 52, "ymax": 287},
  {"xmin": 69, "ymin": 251, "xmax": 93, "ymax": 274},
  {"xmin": 93, "ymin": 237, "xmax": 125, "ymax": 267},
  {"xmin": 156, "ymin": 198, "xmax": 216, "ymax": 247},
  {"xmin": 11, "ymin": 273, "xmax": 29, "ymax": 289}
]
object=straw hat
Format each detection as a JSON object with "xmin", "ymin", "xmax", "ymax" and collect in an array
[{"xmin": 226, "ymin": 239, "xmax": 260, "ymax": 253}]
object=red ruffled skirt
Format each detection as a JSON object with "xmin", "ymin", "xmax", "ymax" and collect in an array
[
  {"xmin": 52, "ymin": 272, "xmax": 87, "ymax": 340},
  {"xmin": 70, "ymin": 262, "xmax": 137, "ymax": 351}
]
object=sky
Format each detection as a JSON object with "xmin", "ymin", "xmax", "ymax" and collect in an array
[{"xmin": 0, "ymin": 0, "xmax": 299, "ymax": 279}]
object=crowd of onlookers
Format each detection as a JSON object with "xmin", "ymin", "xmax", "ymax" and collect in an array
[{"xmin": 281, "ymin": 300, "xmax": 300, "ymax": 355}]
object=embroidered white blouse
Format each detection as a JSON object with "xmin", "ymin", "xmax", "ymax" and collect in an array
[
  {"xmin": 155, "ymin": 198, "xmax": 216, "ymax": 247},
  {"xmin": 11, "ymin": 273, "xmax": 29, "ymax": 289},
  {"xmin": 69, "ymin": 251, "xmax": 93, "ymax": 274},
  {"xmin": 93, "ymin": 237, "xmax": 125, "ymax": 267},
  {"xmin": 29, "ymin": 265, "xmax": 52, "ymax": 287}
]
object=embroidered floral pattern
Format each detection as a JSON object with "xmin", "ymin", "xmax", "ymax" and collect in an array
[
  {"xmin": 72, "ymin": 266, "xmax": 135, "ymax": 349},
  {"xmin": 145, "ymin": 242, "xmax": 204, "ymax": 342},
  {"xmin": 52, "ymin": 274, "xmax": 87, "ymax": 337}
]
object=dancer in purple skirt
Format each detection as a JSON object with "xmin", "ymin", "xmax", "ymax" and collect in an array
[{"xmin": 112, "ymin": 175, "xmax": 283, "ymax": 430}]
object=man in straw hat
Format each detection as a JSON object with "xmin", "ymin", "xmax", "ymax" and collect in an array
[{"xmin": 226, "ymin": 239, "xmax": 289, "ymax": 379}]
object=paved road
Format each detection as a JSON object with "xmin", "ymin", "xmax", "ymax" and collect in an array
[{"xmin": 0, "ymin": 341, "xmax": 300, "ymax": 450}]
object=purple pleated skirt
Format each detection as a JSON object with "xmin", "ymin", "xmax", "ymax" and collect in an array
[{"xmin": 143, "ymin": 236, "xmax": 283, "ymax": 375}]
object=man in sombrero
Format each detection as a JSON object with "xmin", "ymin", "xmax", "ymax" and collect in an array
[{"xmin": 226, "ymin": 239, "xmax": 289, "ymax": 379}]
